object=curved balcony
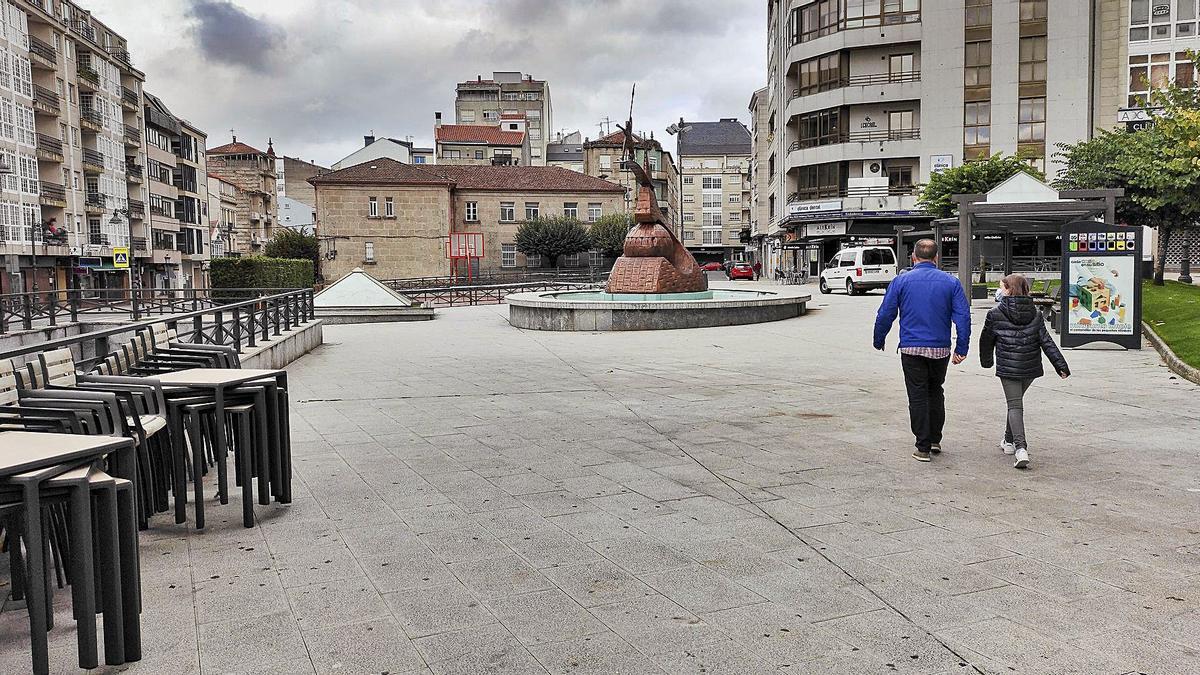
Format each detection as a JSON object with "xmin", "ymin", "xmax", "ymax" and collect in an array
[
  {"xmin": 786, "ymin": 72, "xmax": 922, "ymax": 120},
  {"xmin": 785, "ymin": 20, "xmax": 922, "ymax": 68},
  {"xmin": 787, "ymin": 129, "xmax": 922, "ymax": 167}
]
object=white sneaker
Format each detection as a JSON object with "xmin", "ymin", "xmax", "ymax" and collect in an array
[
  {"xmin": 1013, "ymin": 448, "xmax": 1030, "ymax": 469},
  {"xmin": 1000, "ymin": 440, "xmax": 1016, "ymax": 455}
]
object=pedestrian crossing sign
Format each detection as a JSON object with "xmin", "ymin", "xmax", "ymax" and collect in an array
[{"xmin": 113, "ymin": 247, "xmax": 130, "ymax": 269}]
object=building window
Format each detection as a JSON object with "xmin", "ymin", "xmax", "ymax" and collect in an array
[
  {"xmin": 965, "ymin": 41, "xmax": 991, "ymax": 87},
  {"xmin": 483, "ymin": 110, "xmax": 498, "ymax": 120},
  {"xmin": 465, "ymin": 201, "xmax": 478, "ymax": 221},
  {"xmin": 702, "ymin": 213, "xmax": 723, "ymax": 228},
  {"xmin": 443, "ymin": 149, "xmax": 461, "ymax": 159},
  {"xmin": 599, "ymin": 154, "xmax": 612, "ymax": 171},
  {"xmin": 525, "ymin": 202, "xmax": 539, "ymax": 220},
  {"xmin": 501, "ymin": 243, "xmax": 516, "ymax": 268},
  {"xmin": 797, "ymin": 162, "xmax": 845, "ymax": 201},
  {"xmin": 460, "ymin": 110, "xmax": 476, "ymax": 123},
  {"xmin": 368, "ymin": 196, "xmax": 378, "ymax": 217},
  {"xmin": 797, "ymin": 107, "xmax": 845, "ymax": 148},
  {"xmin": 702, "ymin": 230, "xmax": 723, "ymax": 244},
  {"xmin": 1017, "ymin": 97, "xmax": 1046, "ymax": 143},
  {"xmin": 1019, "ymin": 36, "xmax": 1047, "ymax": 83},
  {"xmin": 563, "ymin": 202, "xmax": 578, "ymax": 218},
  {"xmin": 562, "ymin": 252, "xmax": 581, "ymax": 267},
  {"xmin": 886, "ymin": 165, "xmax": 915, "ymax": 192},
  {"xmin": 587, "ymin": 203, "xmax": 602, "ymax": 222},
  {"xmin": 729, "ymin": 213, "xmax": 741, "ymax": 223},
  {"xmin": 384, "ymin": 197, "xmax": 394, "ymax": 217},
  {"xmin": 500, "ymin": 202, "xmax": 515, "ymax": 221},
  {"xmin": 702, "ymin": 193, "xmax": 721, "ymax": 208},
  {"xmin": 413, "ymin": 155, "xmax": 427, "ymax": 164},
  {"xmin": 1019, "ymin": 0, "xmax": 1047, "ymax": 22},
  {"xmin": 1178, "ymin": 0, "xmax": 1198, "ymax": 37},
  {"xmin": 702, "ymin": 176, "xmax": 723, "ymax": 190},
  {"xmin": 1177, "ymin": 51, "xmax": 1197, "ymax": 87},
  {"xmin": 728, "ymin": 195, "xmax": 741, "ymax": 203},
  {"xmin": 589, "ymin": 249, "xmax": 603, "ymax": 266},
  {"xmin": 799, "ymin": 52, "xmax": 848, "ymax": 97},
  {"xmin": 364, "ymin": 241, "xmax": 375, "ymax": 262},
  {"xmin": 682, "ymin": 230, "xmax": 695, "ymax": 240},
  {"xmin": 887, "ymin": 110, "xmax": 915, "ymax": 137},
  {"xmin": 682, "ymin": 213, "xmax": 696, "ymax": 222},
  {"xmin": 682, "ymin": 175, "xmax": 694, "ymax": 185},
  {"xmin": 965, "ymin": 0, "xmax": 991, "ymax": 27},
  {"xmin": 683, "ymin": 194, "xmax": 695, "ymax": 203},
  {"xmin": 525, "ymin": 252, "xmax": 541, "ymax": 268},
  {"xmin": 964, "ymin": 101, "xmax": 991, "ymax": 147}
]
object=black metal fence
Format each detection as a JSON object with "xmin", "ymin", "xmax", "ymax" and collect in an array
[
  {"xmin": 402, "ymin": 281, "xmax": 596, "ymax": 307},
  {"xmin": 384, "ymin": 268, "xmax": 609, "ymax": 291},
  {"xmin": 0, "ymin": 287, "xmax": 300, "ymax": 335},
  {"xmin": 0, "ymin": 288, "xmax": 316, "ymax": 371}
]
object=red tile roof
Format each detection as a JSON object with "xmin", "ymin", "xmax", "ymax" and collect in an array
[
  {"xmin": 499, "ymin": 113, "xmax": 526, "ymax": 120},
  {"xmin": 208, "ymin": 140, "xmax": 267, "ymax": 155},
  {"xmin": 435, "ymin": 124, "xmax": 525, "ymax": 146},
  {"xmin": 308, "ymin": 158, "xmax": 454, "ymax": 186},
  {"xmin": 309, "ymin": 158, "xmax": 624, "ymax": 193}
]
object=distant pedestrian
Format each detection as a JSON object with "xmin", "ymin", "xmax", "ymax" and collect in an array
[
  {"xmin": 873, "ymin": 239, "xmax": 971, "ymax": 462},
  {"xmin": 979, "ymin": 274, "xmax": 1070, "ymax": 469},
  {"xmin": 752, "ymin": 261, "xmax": 762, "ymax": 280}
]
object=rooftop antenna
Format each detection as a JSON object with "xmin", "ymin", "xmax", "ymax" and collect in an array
[{"xmin": 597, "ymin": 116, "xmax": 614, "ymax": 136}]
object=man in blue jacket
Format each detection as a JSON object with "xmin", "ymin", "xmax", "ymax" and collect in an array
[{"xmin": 874, "ymin": 239, "xmax": 971, "ymax": 462}]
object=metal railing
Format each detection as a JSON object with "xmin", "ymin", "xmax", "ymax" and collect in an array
[
  {"xmin": 80, "ymin": 106, "xmax": 102, "ymax": 127},
  {"xmin": 39, "ymin": 181, "xmax": 66, "ymax": 202},
  {"xmin": 32, "ymin": 84, "xmax": 59, "ymax": 110},
  {"xmin": 82, "ymin": 147, "xmax": 104, "ymax": 168},
  {"xmin": 28, "ymin": 35, "xmax": 56, "ymax": 63},
  {"xmin": 402, "ymin": 281, "xmax": 597, "ymax": 308},
  {"xmin": 0, "ymin": 287, "xmax": 309, "ymax": 335},
  {"xmin": 122, "ymin": 86, "xmax": 139, "ymax": 107},
  {"xmin": 0, "ymin": 288, "xmax": 315, "ymax": 370},
  {"xmin": 77, "ymin": 66, "xmax": 99, "ymax": 86},
  {"xmin": 123, "ymin": 124, "xmax": 141, "ymax": 144},
  {"xmin": 788, "ymin": 128, "xmax": 920, "ymax": 152},
  {"xmin": 126, "ymin": 163, "xmax": 143, "ymax": 180},
  {"xmin": 128, "ymin": 198, "xmax": 145, "ymax": 217},
  {"xmin": 384, "ymin": 268, "xmax": 608, "ymax": 290},
  {"xmin": 36, "ymin": 133, "xmax": 63, "ymax": 156},
  {"xmin": 132, "ymin": 236, "xmax": 148, "ymax": 251}
]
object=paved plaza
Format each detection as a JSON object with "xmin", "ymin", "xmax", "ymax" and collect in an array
[{"xmin": 2, "ymin": 281, "xmax": 1199, "ymax": 674}]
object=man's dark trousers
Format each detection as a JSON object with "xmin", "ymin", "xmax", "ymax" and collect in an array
[{"xmin": 901, "ymin": 354, "xmax": 950, "ymax": 452}]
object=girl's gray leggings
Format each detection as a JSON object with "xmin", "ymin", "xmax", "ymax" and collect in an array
[{"xmin": 1001, "ymin": 378, "xmax": 1034, "ymax": 450}]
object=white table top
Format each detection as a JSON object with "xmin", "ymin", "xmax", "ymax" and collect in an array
[
  {"xmin": 150, "ymin": 368, "xmax": 282, "ymax": 388},
  {"xmin": 0, "ymin": 432, "xmax": 133, "ymax": 478}
]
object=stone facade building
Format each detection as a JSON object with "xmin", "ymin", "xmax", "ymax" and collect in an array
[
  {"xmin": 310, "ymin": 159, "xmax": 624, "ymax": 281},
  {"xmin": 677, "ymin": 119, "xmax": 753, "ymax": 264},
  {"xmin": 748, "ymin": 87, "xmax": 774, "ymax": 270},
  {"xmin": 454, "ymin": 72, "xmax": 552, "ymax": 165},
  {"xmin": 206, "ymin": 173, "xmax": 238, "ymax": 258},
  {"xmin": 581, "ymin": 130, "xmax": 679, "ymax": 229},
  {"xmin": 207, "ymin": 136, "xmax": 278, "ymax": 255}
]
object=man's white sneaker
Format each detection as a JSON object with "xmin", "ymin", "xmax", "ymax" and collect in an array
[
  {"xmin": 1000, "ymin": 440, "xmax": 1017, "ymax": 455},
  {"xmin": 1013, "ymin": 448, "xmax": 1030, "ymax": 469}
]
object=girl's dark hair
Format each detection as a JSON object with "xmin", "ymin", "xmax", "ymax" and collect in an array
[{"xmin": 1002, "ymin": 274, "xmax": 1030, "ymax": 296}]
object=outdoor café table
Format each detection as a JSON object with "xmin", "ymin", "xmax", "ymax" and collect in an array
[
  {"xmin": 148, "ymin": 368, "xmax": 290, "ymax": 528},
  {"xmin": 0, "ymin": 431, "xmax": 136, "ymax": 675}
]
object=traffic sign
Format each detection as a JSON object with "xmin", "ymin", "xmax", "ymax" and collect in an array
[{"xmin": 113, "ymin": 247, "xmax": 130, "ymax": 269}]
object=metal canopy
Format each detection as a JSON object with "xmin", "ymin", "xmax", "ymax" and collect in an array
[{"xmin": 929, "ymin": 176, "xmax": 1124, "ymax": 294}]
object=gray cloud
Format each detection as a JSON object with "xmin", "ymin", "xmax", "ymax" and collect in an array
[
  {"xmin": 87, "ymin": 0, "xmax": 764, "ymax": 165},
  {"xmin": 186, "ymin": 0, "xmax": 286, "ymax": 72}
]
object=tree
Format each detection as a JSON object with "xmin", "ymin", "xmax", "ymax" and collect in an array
[
  {"xmin": 917, "ymin": 153, "xmax": 1044, "ymax": 219},
  {"xmin": 589, "ymin": 213, "xmax": 634, "ymax": 259},
  {"xmin": 1054, "ymin": 53, "xmax": 1200, "ymax": 285},
  {"xmin": 514, "ymin": 216, "xmax": 592, "ymax": 268},
  {"xmin": 264, "ymin": 229, "xmax": 320, "ymax": 276}
]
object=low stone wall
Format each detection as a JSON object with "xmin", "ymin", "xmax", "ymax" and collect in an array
[
  {"xmin": 241, "ymin": 319, "xmax": 324, "ymax": 369},
  {"xmin": 507, "ymin": 288, "xmax": 811, "ymax": 331}
]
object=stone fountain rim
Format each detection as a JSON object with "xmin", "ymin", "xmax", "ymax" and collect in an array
[{"xmin": 506, "ymin": 284, "xmax": 811, "ymax": 311}]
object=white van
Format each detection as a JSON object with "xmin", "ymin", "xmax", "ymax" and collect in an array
[{"xmin": 819, "ymin": 246, "xmax": 897, "ymax": 295}]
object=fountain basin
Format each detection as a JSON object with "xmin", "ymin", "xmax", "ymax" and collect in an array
[{"xmin": 507, "ymin": 284, "xmax": 810, "ymax": 331}]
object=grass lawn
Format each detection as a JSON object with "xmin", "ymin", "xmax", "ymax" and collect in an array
[{"xmin": 1143, "ymin": 280, "xmax": 1200, "ymax": 369}]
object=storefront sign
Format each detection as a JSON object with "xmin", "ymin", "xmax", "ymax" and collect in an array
[
  {"xmin": 931, "ymin": 154, "xmax": 953, "ymax": 173},
  {"xmin": 1117, "ymin": 108, "xmax": 1160, "ymax": 123},
  {"xmin": 787, "ymin": 199, "xmax": 842, "ymax": 216},
  {"xmin": 78, "ymin": 257, "xmax": 102, "ymax": 268},
  {"xmin": 805, "ymin": 222, "xmax": 848, "ymax": 238},
  {"xmin": 1060, "ymin": 221, "xmax": 1142, "ymax": 350}
]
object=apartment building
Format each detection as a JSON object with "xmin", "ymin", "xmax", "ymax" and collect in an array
[
  {"xmin": 434, "ymin": 112, "xmax": 528, "ymax": 166},
  {"xmin": 581, "ymin": 130, "xmax": 679, "ymax": 228},
  {"xmin": 763, "ymin": 0, "xmax": 1119, "ymax": 274},
  {"xmin": 545, "ymin": 131, "xmax": 584, "ymax": 173},
  {"xmin": 677, "ymin": 119, "xmax": 753, "ymax": 264},
  {"xmin": 206, "ymin": 172, "xmax": 237, "ymax": 258},
  {"xmin": 175, "ymin": 119, "xmax": 207, "ymax": 288},
  {"xmin": 310, "ymin": 159, "xmax": 624, "ymax": 280},
  {"xmin": 275, "ymin": 154, "xmax": 327, "ymax": 233},
  {"xmin": 454, "ymin": 72, "xmax": 552, "ymax": 165},
  {"xmin": 748, "ymin": 87, "xmax": 774, "ymax": 269},
  {"xmin": 0, "ymin": 0, "xmax": 147, "ymax": 295},
  {"xmin": 207, "ymin": 135, "xmax": 277, "ymax": 255}
]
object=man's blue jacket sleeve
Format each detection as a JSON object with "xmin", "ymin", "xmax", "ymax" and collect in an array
[
  {"xmin": 951, "ymin": 282, "xmax": 971, "ymax": 356},
  {"xmin": 873, "ymin": 278, "xmax": 900, "ymax": 350}
]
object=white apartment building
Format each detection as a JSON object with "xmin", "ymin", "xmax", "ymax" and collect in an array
[
  {"xmin": 677, "ymin": 119, "xmax": 753, "ymax": 263},
  {"xmin": 762, "ymin": 0, "xmax": 1124, "ymax": 275},
  {"xmin": 454, "ymin": 72, "xmax": 552, "ymax": 165}
]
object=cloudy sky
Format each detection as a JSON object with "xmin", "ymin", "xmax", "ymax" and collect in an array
[{"xmin": 85, "ymin": 0, "xmax": 766, "ymax": 167}]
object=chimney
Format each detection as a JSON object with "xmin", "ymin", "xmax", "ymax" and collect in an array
[
  {"xmin": 434, "ymin": 112, "xmax": 442, "ymax": 129},
  {"xmin": 363, "ymin": 134, "xmax": 375, "ymax": 147}
]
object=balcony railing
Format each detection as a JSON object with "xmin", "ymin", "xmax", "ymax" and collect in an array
[
  {"xmin": 36, "ymin": 133, "xmax": 63, "ymax": 157},
  {"xmin": 88, "ymin": 232, "xmax": 109, "ymax": 246},
  {"xmin": 789, "ymin": 71, "xmax": 922, "ymax": 102},
  {"xmin": 122, "ymin": 86, "xmax": 139, "ymax": 108},
  {"xmin": 85, "ymin": 192, "xmax": 105, "ymax": 209},
  {"xmin": 39, "ymin": 181, "xmax": 66, "ymax": 203},
  {"xmin": 106, "ymin": 46, "xmax": 133, "ymax": 69},
  {"xmin": 787, "ymin": 185, "xmax": 918, "ymax": 205},
  {"xmin": 788, "ymin": 129, "xmax": 920, "ymax": 152},
  {"xmin": 80, "ymin": 106, "xmax": 102, "ymax": 128},
  {"xmin": 124, "ymin": 124, "xmax": 141, "ymax": 145},
  {"xmin": 77, "ymin": 65, "xmax": 99, "ymax": 86},
  {"xmin": 128, "ymin": 199, "xmax": 145, "ymax": 218},
  {"xmin": 82, "ymin": 147, "xmax": 105, "ymax": 169},
  {"xmin": 32, "ymin": 84, "xmax": 60, "ymax": 112},
  {"xmin": 126, "ymin": 163, "xmax": 143, "ymax": 181},
  {"xmin": 132, "ymin": 236, "xmax": 148, "ymax": 251},
  {"xmin": 28, "ymin": 35, "xmax": 56, "ymax": 64}
]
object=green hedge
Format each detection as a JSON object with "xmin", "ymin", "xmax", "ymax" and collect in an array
[{"xmin": 210, "ymin": 256, "xmax": 314, "ymax": 299}]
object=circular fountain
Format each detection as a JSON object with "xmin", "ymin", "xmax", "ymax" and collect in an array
[{"xmin": 507, "ymin": 284, "xmax": 810, "ymax": 331}]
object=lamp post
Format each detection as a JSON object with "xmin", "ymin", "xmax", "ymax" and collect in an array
[
  {"xmin": 666, "ymin": 118, "xmax": 692, "ymax": 243},
  {"xmin": 1181, "ymin": 232, "xmax": 1193, "ymax": 284}
]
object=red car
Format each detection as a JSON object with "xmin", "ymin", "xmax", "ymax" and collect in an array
[
  {"xmin": 701, "ymin": 261, "xmax": 724, "ymax": 271},
  {"xmin": 728, "ymin": 263, "xmax": 755, "ymax": 280}
]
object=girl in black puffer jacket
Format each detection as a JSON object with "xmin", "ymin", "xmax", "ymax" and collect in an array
[{"xmin": 980, "ymin": 274, "xmax": 1070, "ymax": 469}]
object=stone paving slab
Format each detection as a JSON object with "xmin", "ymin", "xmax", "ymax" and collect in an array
[{"xmin": 2, "ymin": 282, "xmax": 1199, "ymax": 673}]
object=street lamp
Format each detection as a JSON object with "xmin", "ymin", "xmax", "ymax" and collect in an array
[
  {"xmin": 666, "ymin": 118, "xmax": 692, "ymax": 242},
  {"xmin": 0, "ymin": 160, "xmax": 26, "ymax": 294}
]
